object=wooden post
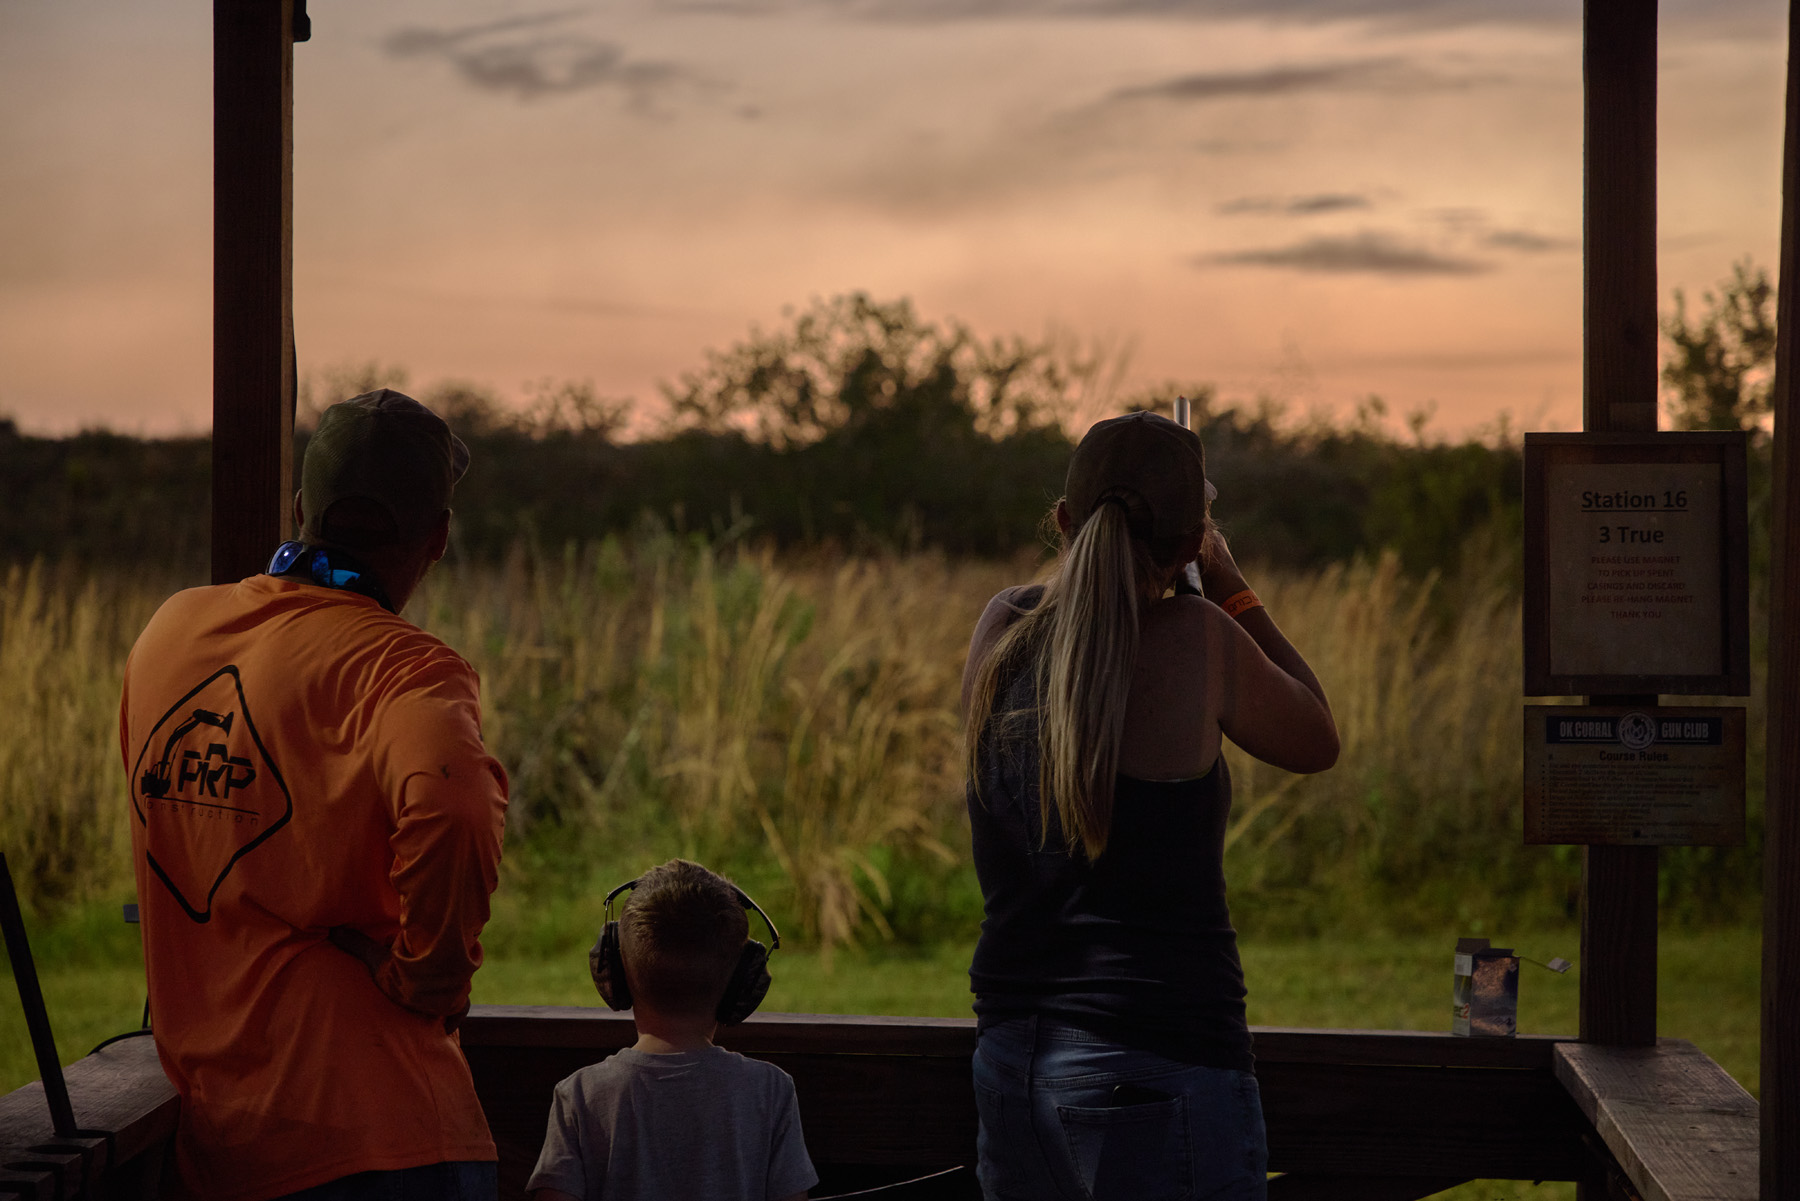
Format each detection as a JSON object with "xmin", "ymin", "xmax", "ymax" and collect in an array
[
  {"xmin": 1579, "ymin": 0, "xmax": 1659, "ymax": 1049},
  {"xmin": 1584, "ymin": 0, "xmax": 1660, "ymax": 434},
  {"xmin": 1762, "ymin": 2, "xmax": 1800, "ymax": 1191},
  {"xmin": 212, "ymin": 0, "xmax": 296, "ymax": 585}
]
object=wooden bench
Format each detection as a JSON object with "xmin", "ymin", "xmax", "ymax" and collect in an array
[{"xmin": 1555, "ymin": 1039, "xmax": 1759, "ymax": 1201}]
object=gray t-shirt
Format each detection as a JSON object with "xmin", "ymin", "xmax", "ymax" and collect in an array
[{"xmin": 526, "ymin": 1046, "xmax": 819, "ymax": 1201}]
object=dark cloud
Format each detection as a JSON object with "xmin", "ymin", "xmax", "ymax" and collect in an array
[
  {"xmin": 659, "ymin": 0, "xmax": 1583, "ymax": 28},
  {"xmin": 383, "ymin": 12, "xmax": 687, "ymax": 104},
  {"xmin": 1218, "ymin": 193, "xmax": 1372, "ymax": 216},
  {"xmin": 1202, "ymin": 231, "xmax": 1490, "ymax": 275},
  {"xmin": 1482, "ymin": 228, "xmax": 1576, "ymax": 253},
  {"xmin": 381, "ymin": 10, "xmax": 591, "ymax": 55},
  {"xmin": 1087, "ymin": 57, "xmax": 1497, "ymax": 117},
  {"xmin": 1289, "ymin": 193, "xmax": 1372, "ymax": 214},
  {"xmin": 661, "ymin": 0, "xmax": 1776, "ymax": 33},
  {"xmin": 1109, "ymin": 60, "xmax": 1391, "ymax": 103},
  {"xmin": 1101, "ymin": 0, "xmax": 1566, "ymax": 16},
  {"xmin": 1103, "ymin": 58, "xmax": 1494, "ymax": 106}
]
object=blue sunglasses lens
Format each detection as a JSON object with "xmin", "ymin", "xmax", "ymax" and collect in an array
[{"xmin": 268, "ymin": 542, "xmax": 304, "ymax": 574}]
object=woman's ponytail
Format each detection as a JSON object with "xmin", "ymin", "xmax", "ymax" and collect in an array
[
  {"xmin": 1036, "ymin": 500, "xmax": 1139, "ymax": 859},
  {"xmin": 966, "ymin": 498, "xmax": 1158, "ymax": 860}
]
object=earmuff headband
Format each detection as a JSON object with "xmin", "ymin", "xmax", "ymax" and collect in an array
[
  {"xmin": 592, "ymin": 876, "xmax": 780, "ymax": 1024},
  {"xmin": 602, "ymin": 877, "xmax": 781, "ymax": 952}
]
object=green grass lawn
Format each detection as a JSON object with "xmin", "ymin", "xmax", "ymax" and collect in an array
[{"xmin": 2, "ymin": 927, "xmax": 1760, "ymax": 1201}]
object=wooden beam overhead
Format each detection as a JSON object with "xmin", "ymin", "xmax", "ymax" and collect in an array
[{"xmin": 212, "ymin": 0, "xmax": 297, "ymax": 586}]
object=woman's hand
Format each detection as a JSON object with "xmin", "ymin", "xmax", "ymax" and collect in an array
[{"xmin": 1198, "ymin": 529, "xmax": 1250, "ymax": 601}]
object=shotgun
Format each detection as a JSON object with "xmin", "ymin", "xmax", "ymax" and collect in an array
[{"xmin": 1173, "ymin": 395, "xmax": 1206, "ymax": 597}]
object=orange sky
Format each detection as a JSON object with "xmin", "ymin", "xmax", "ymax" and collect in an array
[{"xmin": 0, "ymin": 1, "xmax": 1788, "ymax": 437}]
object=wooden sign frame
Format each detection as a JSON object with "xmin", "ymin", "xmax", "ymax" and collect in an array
[{"xmin": 1524, "ymin": 431, "xmax": 1750, "ymax": 697}]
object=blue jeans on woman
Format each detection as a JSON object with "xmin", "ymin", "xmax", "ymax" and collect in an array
[{"xmin": 972, "ymin": 1016, "xmax": 1267, "ymax": 1201}]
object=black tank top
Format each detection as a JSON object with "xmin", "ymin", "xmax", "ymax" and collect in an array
[{"xmin": 967, "ymin": 593, "xmax": 1253, "ymax": 1073}]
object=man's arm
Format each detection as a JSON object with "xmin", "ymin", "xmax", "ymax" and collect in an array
[
  {"xmin": 335, "ymin": 654, "xmax": 508, "ymax": 1021},
  {"xmin": 371, "ymin": 755, "xmax": 507, "ymax": 1019}
]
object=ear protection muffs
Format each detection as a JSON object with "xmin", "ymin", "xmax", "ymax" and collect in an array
[{"xmin": 589, "ymin": 877, "xmax": 781, "ymax": 1025}]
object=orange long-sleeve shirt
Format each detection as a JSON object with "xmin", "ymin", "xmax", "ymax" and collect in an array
[{"xmin": 121, "ymin": 575, "xmax": 509, "ymax": 1201}]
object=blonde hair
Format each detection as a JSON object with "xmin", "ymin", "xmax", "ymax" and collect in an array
[{"xmin": 966, "ymin": 500, "xmax": 1198, "ymax": 860}]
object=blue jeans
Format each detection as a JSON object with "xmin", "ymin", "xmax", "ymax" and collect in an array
[
  {"xmin": 972, "ymin": 1017, "xmax": 1267, "ymax": 1201},
  {"xmin": 272, "ymin": 1162, "xmax": 497, "ymax": 1201}
]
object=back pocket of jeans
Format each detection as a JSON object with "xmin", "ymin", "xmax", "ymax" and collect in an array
[{"xmin": 1056, "ymin": 1095, "xmax": 1191, "ymax": 1201}]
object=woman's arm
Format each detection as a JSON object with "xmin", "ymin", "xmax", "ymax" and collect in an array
[
  {"xmin": 1200, "ymin": 534, "xmax": 1340, "ymax": 774},
  {"xmin": 960, "ymin": 586, "xmax": 1037, "ymax": 713}
]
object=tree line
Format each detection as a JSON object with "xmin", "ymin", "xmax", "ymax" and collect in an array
[{"xmin": 1, "ymin": 271, "xmax": 1774, "ymax": 579}]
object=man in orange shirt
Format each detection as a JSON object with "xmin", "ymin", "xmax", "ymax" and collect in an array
[{"xmin": 122, "ymin": 390, "xmax": 509, "ymax": 1201}]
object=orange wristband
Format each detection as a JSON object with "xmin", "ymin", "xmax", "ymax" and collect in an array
[{"xmin": 1220, "ymin": 589, "xmax": 1262, "ymax": 618}]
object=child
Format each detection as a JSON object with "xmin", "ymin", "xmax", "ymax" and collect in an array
[{"xmin": 527, "ymin": 859, "xmax": 818, "ymax": 1201}]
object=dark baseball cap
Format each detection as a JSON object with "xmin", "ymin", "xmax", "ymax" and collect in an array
[
  {"xmin": 301, "ymin": 389, "xmax": 470, "ymax": 544},
  {"xmin": 1065, "ymin": 411, "xmax": 1210, "ymax": 543}
]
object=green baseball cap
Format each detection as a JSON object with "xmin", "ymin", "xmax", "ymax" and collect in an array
[{"xmin": 301, "ymin": 389, "xmax": 470, "ymax": 544}]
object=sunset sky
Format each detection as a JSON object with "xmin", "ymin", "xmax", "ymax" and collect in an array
[{"xmin": 0, "ymin": 0, "xmax": 1789, "ymax": 437}]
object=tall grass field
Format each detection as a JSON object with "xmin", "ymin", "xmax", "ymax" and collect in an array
[{"xmin": 0, "ymin": 541, "xmax": 1769, "ymax": 1127}]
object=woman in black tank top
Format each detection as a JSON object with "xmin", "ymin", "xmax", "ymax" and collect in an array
[{"xmin": 962, "ymin": 412, "xmax": 1338, "ymax": 1201}]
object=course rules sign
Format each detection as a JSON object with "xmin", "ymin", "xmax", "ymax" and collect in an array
[
  {"xmin": 1524, "ymin": 433, "xmax": 1750, "ymax": 696},
  {"xmin": 1523, "ymin": 706, "xmax": 1745, "ymax": 845}
]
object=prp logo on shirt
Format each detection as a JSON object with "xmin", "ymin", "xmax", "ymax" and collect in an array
[{"xmin": 131, "ymin": 665, "xmax": 292, "ymax": 923}]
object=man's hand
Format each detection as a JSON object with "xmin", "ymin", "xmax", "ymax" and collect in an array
[
  {"xmin": 328, "ymin": 925, "xmax": 392, "ymax": 975},
  {"xmin": 330, "ymin": 925, "xmax": 470, "ymax": 1032}
]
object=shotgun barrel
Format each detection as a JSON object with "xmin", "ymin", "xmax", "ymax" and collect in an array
[{"xmin": 1173, "ymin": 396, "xmax": 1205, "ymax": 596}]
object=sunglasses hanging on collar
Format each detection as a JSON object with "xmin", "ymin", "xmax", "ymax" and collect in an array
[{"xmin": 267, "ymin": 541, "xmax": 395, "ymax": 613}]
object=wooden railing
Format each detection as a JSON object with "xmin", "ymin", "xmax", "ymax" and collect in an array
[
  {"xmin": 0, "ymin": 1035, "xmax": 173, "ymax": 1200},
  {"xmin": 465, "ymin": 1008, "xmax": 1598, "ymax": 1195},
  {"xmin": 0, "ymin": 1009, "xmax": 1760, "ymax": 1200},
  {"xmin": 460, "ymin": 1009, "xmax": 1758, "ymax": 1200}
]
